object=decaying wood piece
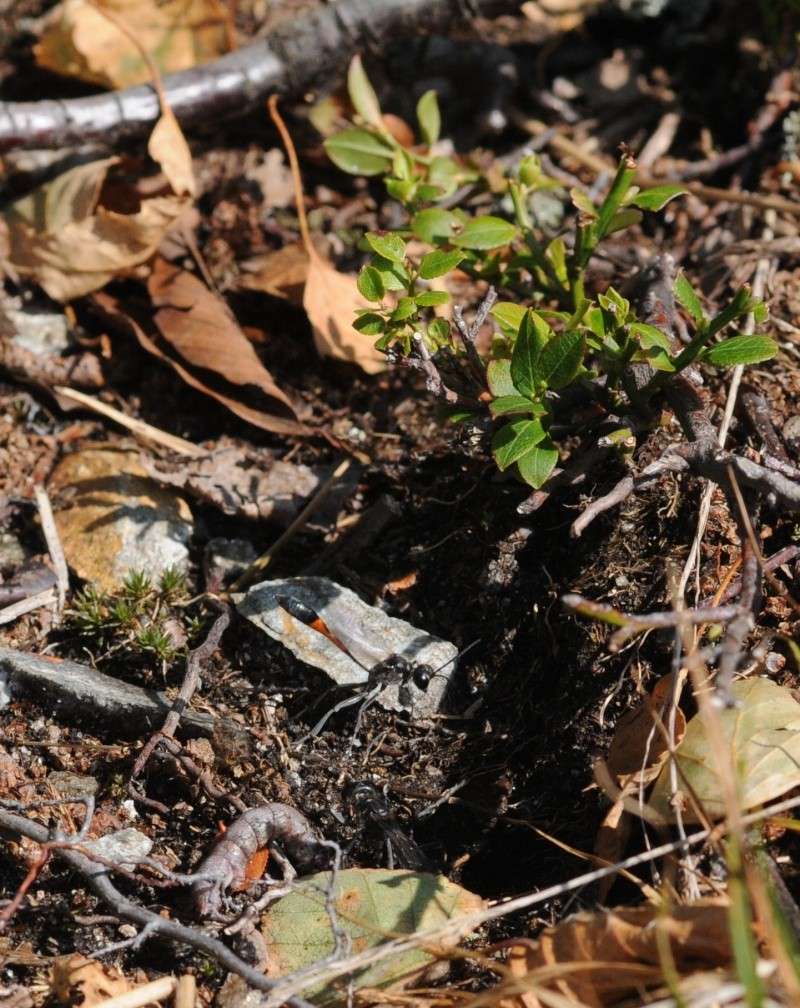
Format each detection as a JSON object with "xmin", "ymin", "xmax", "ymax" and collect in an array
[{"xmin": 0, "ymin": 0, "xmax": 521, "ymax": 153}]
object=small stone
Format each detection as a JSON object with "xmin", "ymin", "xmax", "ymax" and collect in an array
[
  {"xmin": 49, "ymin": 447, "xmax": 193, "ymax": 592},
  {"xmin": 47, "ymin": 771, "xmax": 98, "ymax": 797},
  {"xmin": 80, "ymin": 828, "xmax": 153, "ymax": 874},
  {"xmin": 0, "ymin": 532, "xmax": 26, "ymax": 573},
  {"xmin": 235, "ymin": 576, "xmax": 457, "ymax": 717}
]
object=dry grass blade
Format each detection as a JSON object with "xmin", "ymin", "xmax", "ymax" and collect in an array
[{"xmin": 53, "ymin": 384, "xmax": 203, "ymax": 455}]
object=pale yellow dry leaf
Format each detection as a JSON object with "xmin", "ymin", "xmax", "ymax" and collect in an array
[
  {"xmin": 50, "ymin": 954, "xmax": 130, "ymax": 1006},
  {"xmin": 6, "ymin": 180, "xmax": 186, "ymax": 301},
  {"xmin": 4, "ymin": 140, "xmax": 189, "ymax": 301},
  {"xmin": 148, "ymin": 107, "xmax": 196, "ymax": 198},
  {"xmin": 35, "ymin": 0, "xmax": 229, "ymax": 88},
  {"xmin": 304, "ymin": 250, "xmax": 386, "ymax": 374}
]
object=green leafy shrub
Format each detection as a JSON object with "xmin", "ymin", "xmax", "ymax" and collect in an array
[{"xmin": 325, "ymin": 57, "xmax": 777, "ymax": 489}]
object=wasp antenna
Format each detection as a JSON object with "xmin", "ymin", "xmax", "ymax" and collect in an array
[{"xmin": 430, "ymin": 637, "xmax": 481, "ymax": 677}]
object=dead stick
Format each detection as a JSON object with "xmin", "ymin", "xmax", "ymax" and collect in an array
[
  {"xmin": 130, "ymin": 602, "xmax": 230, "ymax": 779},
  {"xmin": 0, "ymin": 808, "xmax": 316, "ymax": 1008},
  {"xmin": 0, "ymin": 0, "xmax": 521, "ymax": 153}
]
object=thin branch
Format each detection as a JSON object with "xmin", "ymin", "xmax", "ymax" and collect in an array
[
  {"xmin": 34, "ymin": 485, "xmax": 69, "ymax": 612},
  {"xmin": 0, "ymin": 0, "xmax": 521, "ymax": 153},
  {"xmin": 130, "ymin": 601, "xmax": 230, "ymax": 780},
  {"xmin": 0, "ymin": 807, "xmax": 316, "ymax": 1008}
]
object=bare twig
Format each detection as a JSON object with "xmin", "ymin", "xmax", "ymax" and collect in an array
[
  {"xmin": 0, "ymin": 0, "xmax": 520, "ymax": 153},
  {"xmin": 91, "ymin": 977, "xmax": 176, "ymax": 1008},
  {"xmin": 0, "ymin": 588, "xmax": 57, "ymax": 626},
  {"xmin": 34, "ymin": 486, "xmax": 69, "ymax": 612},
  {"xmin": 130, "ymin": 601, "xmax": 230, "ymax": 780},
  {"xmin": 53, "ymin": 387, "xmax": 202, "ymax": 457},
  {"xmin": 0, "ymin": 807, "xmax": 316, "ymax": 1008}
]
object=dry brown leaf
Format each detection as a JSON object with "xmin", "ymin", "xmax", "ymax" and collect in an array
[
  {"xmin": 304, "ymin": 249, "xmax": 386, "ymax": 374},
  {"xmin": 35, "ymin": 0, "xmax": 229, "ymax": 88},
  {"xmin": 607, "ymin": 674, "xmax": 685, "ymax": 781},
  {"xmin": 94, "ymin": 278, "xmax": 310, "ymax": 437},
  {"xmin": 4, "ymin": 158, "xmax": 187, "ymax": 301},
  {"xmin": 238, "ymin": 243, "xmax": 310, "ymax": 304},
  {"xmin": 50, "ymin": 954, "xmax": 130, "ymax": 1006},
  {"xmin": 502, "ymin": 899, "xmax": 731, "ymax": 1008}
]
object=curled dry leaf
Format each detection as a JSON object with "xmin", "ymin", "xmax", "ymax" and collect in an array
[
  {"xmin": 595, "ymin": 675, "xmax": 685, "ymax": 900},
  {"xmin": 148, "ymin": 107, "xmax": 196, "ymax": 198},
  {"xmin": 50, "ymin": 954, "xmax": 130, "ymax": 1007},
  {"xmin": 501, "ymin": 899, "xmax": 731, "ymax": 1008},
  {"xmin": 238, "ymin": 242, "xmax": 310, "ymax": 304},
  {"xmin": 3, "ymin": 157, "xmax": 189, "ymax": 301},
  {"xmin": 144, "ymin": 257, "xmax": 308, "ymax": 436},
  {"xmin": 304, "ymin": 249, "xmax": 386, "ymax": 374},
  {"xmin": 34, "ymin": 0, "xmax": 230, "ymax": 88}
]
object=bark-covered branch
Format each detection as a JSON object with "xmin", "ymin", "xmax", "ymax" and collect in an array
[
  {"xmin": 0, "ymin": 806, "xmax": 316, "ymax": 1008},
  {"xmin": 0, "ymin": 0, "xmax": 520, "ymax": 153}
]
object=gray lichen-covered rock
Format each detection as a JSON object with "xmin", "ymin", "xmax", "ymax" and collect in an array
[{"xmin": 235, "ymin": 577, "xmax": 458, "ymax": 718}]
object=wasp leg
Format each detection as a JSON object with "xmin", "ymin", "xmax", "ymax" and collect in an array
[{"xmin": 302, "ymin": 691, "xmax": 366, "ymax": 741}]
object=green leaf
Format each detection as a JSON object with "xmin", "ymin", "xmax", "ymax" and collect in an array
[
  {"xmin": 415, "ymin": 290, "xmax": 450, "ymax": 306},
  {"xmin": 411, "ymin": 208, "xmax": 457, "ymax": 243},
  {"xmin": 415, "ymin": 183, "xmax": 446, "ymax": 202},
  {"xmin": 427, "ymin": 318, "xmax": 451, "ymax": 346},
  {"xmin": 517, "ymin": 442, "xmax": 559, "ymax": 488},
  {"xmin": 324, "ymin": 129, "xmax": 394, "ymax": 176},
  {"xmin": 353, "ymin": 313, "xmax": 386, "ymax": 335},
  {"xmin": 492, "ymin": 418, "xmax": 546, "ymax": 470},
  {"xmin": 390, "ymin": 296, "xmax": 418, "ymax": 322},
  {"xmin": 570, "ymin": 188, "xmax": 597, "ymax": 219},
  {"xmin": 261, "ymin": 868, "xmax": 482, "ymax": 1005},
  {"xmin": 650, "ymin": 678, "xmax": 800, "ymax": 823},
  {"xmin": 490, "ymin": 395, "xmax": 540, "ymax": 417},
  {"xmin": 385, "ymin": 178, "xmax": 418, "ymax": 203},
  {"xmin": 392, "ymin": 147, "xmax": 415, "ymax": 181},
  {"xmin": 357, "ymin": 265, "xmax": 384, "ymax": 302},
  {"xmin": 606, "ymin": 207, "xmax": 643, "ymax": 234},
  {"xmin": 453, "ymin": 216, "xmax": 518, "ymax": 251},
  {"xmin": 416, "ymin": 89, "xmax": 441, "ymax": 146},
  {"xmin": 545, "ymin": 237, "xmax": 568, "ymax": 283},
  {"xmin": 628, "ymin": 322, "xmax": 671, "ymax": 351},
  {"xmin": 419, "ymin": 249, "xmax": 464, "ymax": 279},
  {"xmin": 511, "ymin": 310, "xmax": 549, "ymax": 398},
  {"xmin": 428, "ymin": 156, "xmax": 461, "ymax": 196},
  {"xmin": 347, "ymin": 55, "xmax": 384, "ymax": 128},
  {"xmin": 446, "ymin": 409, "xmax": 477, "ymax": 423},
  {"xmin": 365, "ymin": 232, "xmax": 406, "ymax": 263},
  {"xmin": 628, "ymin": 183, "xmax": 687, "ymax": 211},
  {"xmin": 534, "ymin": 330, "xmax": 585, "ymax": 390},
  {"xmin": 703, "ymin": 335, "xmax": 778, "ymax": 367},
  {"xmin": 673, "ymin": 272, "xmax": 706, "ymax": 323},
  {"xmin": 490, "ymin": 302, "xmax": 526, "ymax": 341},
  {"xmin": 372, "ymin": 255, "xmax": 410, "ymax": 292},
  {"xmin": 486, "ymin": 358, "xmax": 518, "ymax": 397}
]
